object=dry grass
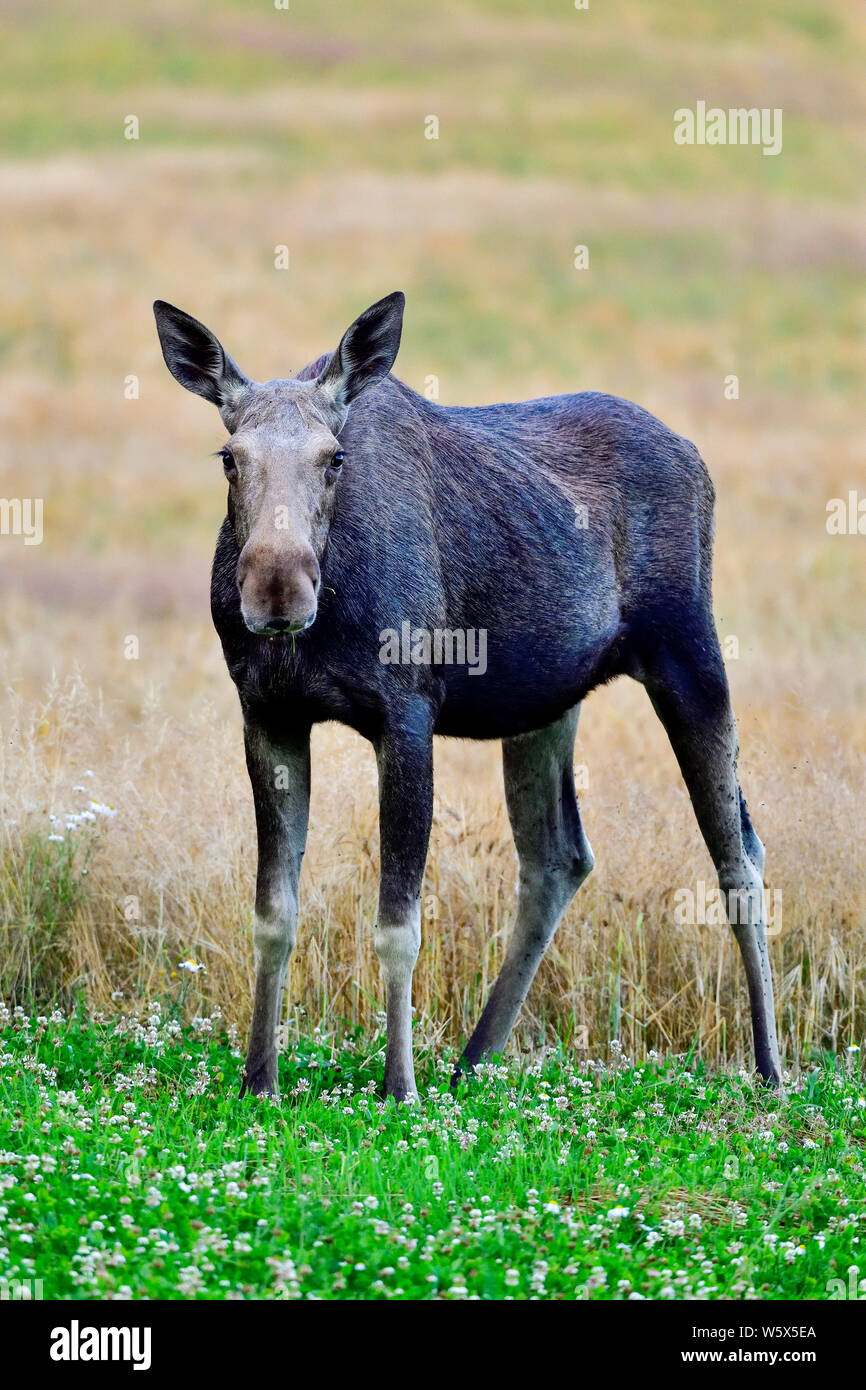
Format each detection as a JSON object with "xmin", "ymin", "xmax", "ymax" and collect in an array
[
  {"xmin": 0, "ymin": 0, "xmax": 864, "ymax": 1068},
  {"xmin": 1, "ymin": 589, "xmax": 862, "ymax": 1068}
]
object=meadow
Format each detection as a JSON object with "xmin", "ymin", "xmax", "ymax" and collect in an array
[
  {"xmin": 2, "ymin": 1004, "xmax": 865, "ymax": 1301},
  {"xmin": 0, "ymin": 0, "xmax": 865, "ymax": 1208}
]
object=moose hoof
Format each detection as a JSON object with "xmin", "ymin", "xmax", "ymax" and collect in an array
[
  {"xmin": 240, "ymin": 1060, "xmax": 279, "ymax": 1099},
  {"xmin": 384, "ymin": 1074, "xmax": 418, "ymax": 1105},
  {"xmin": 753, "ymin": 1059, "xmax": 783, "ymax": 1094},
  {"xmin": 451, "ymin": 1045, "xmax": 488, "ymax": 1088}
]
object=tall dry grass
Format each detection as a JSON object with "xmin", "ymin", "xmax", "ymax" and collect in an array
[{"xmin": 0, "ymin": 589, "xmax": 862, "ymax": 1069}]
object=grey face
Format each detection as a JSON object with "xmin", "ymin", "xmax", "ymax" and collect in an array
[
  {"xmin": 154, "ymin": 292, "xmax": 405, "ymax": 636},
  {"xmin": 221, "ymin": 380, "xmax": 343, "ymax": 635}
]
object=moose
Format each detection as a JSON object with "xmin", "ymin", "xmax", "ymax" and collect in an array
[{"xmin": 154, "ymin": 291, "xmax": 781, "ymax": 1101}]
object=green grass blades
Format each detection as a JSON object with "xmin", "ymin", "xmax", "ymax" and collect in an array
[{"xmin": 1, "ymin": 1007, "xmax": 864, "ymax": 1300}]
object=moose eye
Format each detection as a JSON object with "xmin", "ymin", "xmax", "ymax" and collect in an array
[
  {"xmin": 220, "ymin": 448, "xmax": 237, "ymax": 479},
  {"xmin": 331, "ymin": 451, "xmax": 345, "ymax": 469}
]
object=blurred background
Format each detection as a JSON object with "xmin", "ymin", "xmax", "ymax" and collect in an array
[{"xmin": 0, "ymin": 0, "xmax": 864, "ymax": 1066}]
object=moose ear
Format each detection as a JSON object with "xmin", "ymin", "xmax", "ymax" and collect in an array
[
  {"xmin": 153, "ymin": 301, "xmax": 249, "ymax": 410},
  {"xmin": 317, "ymin": 291, "xmax": 404, "ymax": 414}
]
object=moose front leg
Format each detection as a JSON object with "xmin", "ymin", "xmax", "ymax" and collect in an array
[
  {"xmin": 240, "ymin": 723, "xmax": 311, "ymax": 1099},
  {"xmin": 374, "ymin": 709, "xmax": 434, "ymax": 1102}
]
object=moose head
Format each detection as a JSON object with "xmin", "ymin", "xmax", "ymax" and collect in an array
[{"xmin": 154, "ymin": 292, "xmax": 405, "ymax": 635}]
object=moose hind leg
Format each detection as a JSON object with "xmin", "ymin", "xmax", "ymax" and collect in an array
[
  {"xmin": 457, "ymin": 704, "xmax": 593, "ymax": 1076},
  {"xmin": 642, "ymin": 627, "xmax": 781, "ymax": 1086}
]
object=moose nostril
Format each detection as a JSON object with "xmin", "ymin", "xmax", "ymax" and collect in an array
[{"xmin": 300, "ymin": 550, "xmax": 320, "ymax": 587}]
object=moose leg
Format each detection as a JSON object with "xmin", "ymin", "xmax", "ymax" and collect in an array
[
  {"xmin": 456, "ymin": 704, "xmax": 593, "ymax": 1078},
  {"xmin": 643, "ymin": 628, "xmax": 782, "ymax": 1086},
  {"xmin": 374, "ymin": 706, "xmax": 434, "ymax": 1102},
  {"xmin": 240, "ymin": 723, "xmax": 310, "ymax": 1098}
]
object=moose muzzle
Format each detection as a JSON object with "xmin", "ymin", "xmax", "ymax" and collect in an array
[{"xmin": 237, "ymin": 539, "xmax": 320, "ymax": 636}]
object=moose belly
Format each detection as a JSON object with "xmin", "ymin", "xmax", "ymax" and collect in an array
[{"xmin": 429, "ymin": 618, "xmax": 627, "ymax": 740}]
